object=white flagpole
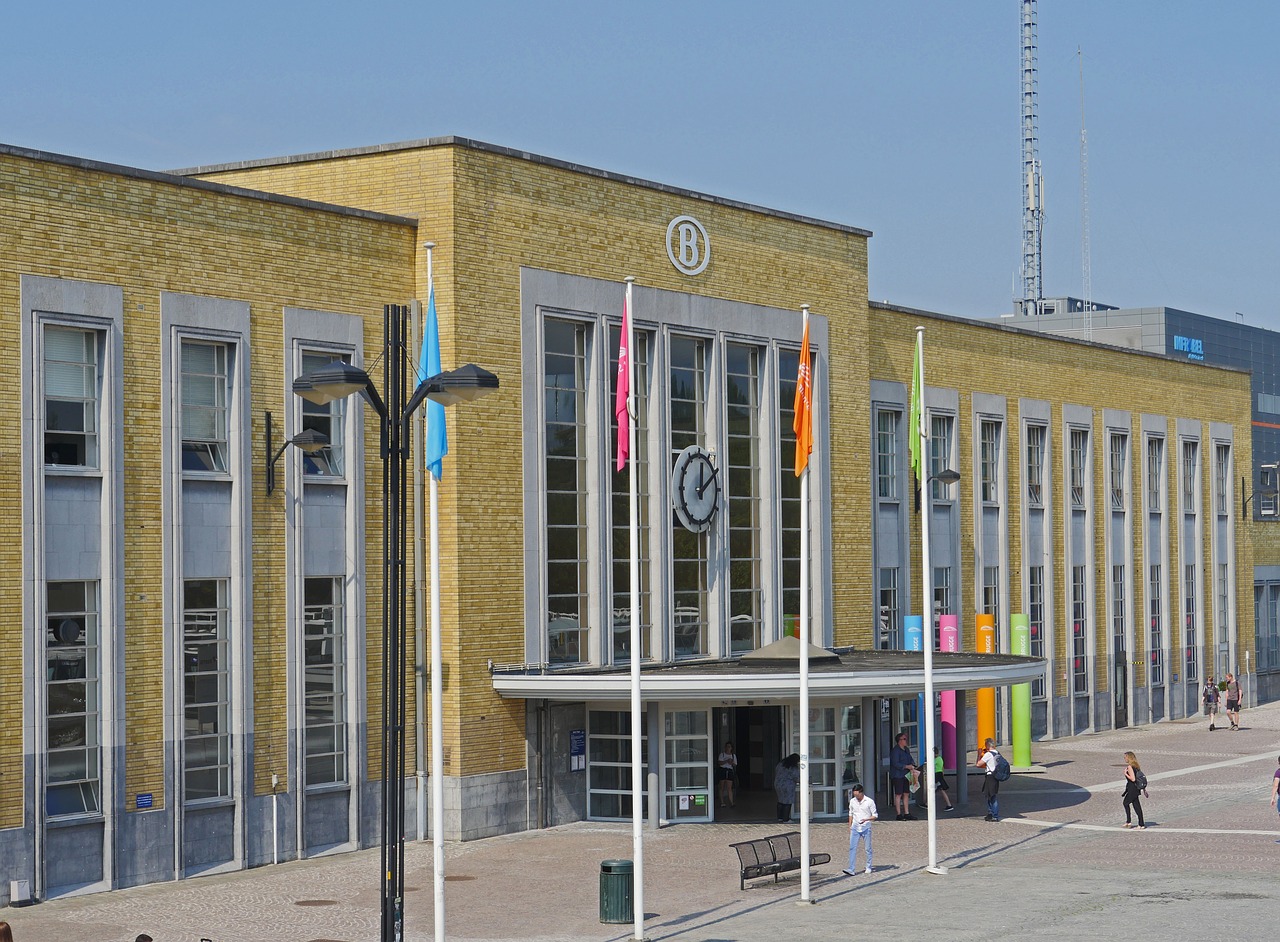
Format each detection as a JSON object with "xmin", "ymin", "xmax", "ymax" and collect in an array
[
  {"xmin": 917, "ymin": 326, "xmax": 945, "ymax": 875},
  {"xmin": 798, "ymin": 304, "xmax": 813, "ymax": 903},
  {"xmin": 625, "ymin": 277, "xmax": 645, "ymax": 940}
]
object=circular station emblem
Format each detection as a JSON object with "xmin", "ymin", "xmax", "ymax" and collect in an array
[{"xmin": 665, "ymin": 215, "xmax": 711, "ymax": 276}]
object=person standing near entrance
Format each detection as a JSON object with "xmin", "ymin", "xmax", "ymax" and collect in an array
[
  {"xmin": 773, "ymin": 753, "xmax": 801, "ymax": 823},
  {"xmin": 1202, "ymin": 676, "xmax": 1220, "ymax": 730},
  {"xmin": 1224, "ymin": 672, "xmax": 1243, "ymax": 730},
  {"xmin": 975, "ymin": 738, "xmax": 1002, "ymax": 822},
  {"xmin": 718, "ymin": 741, "xmax": 738, "ymax": 807},
  {"xmin": 889, "ymin": 732, "xmax": 919, "ymax": 820},
  {"xmin": 843, "ymin": 781, "xmax": 878, "ymax": 875}
]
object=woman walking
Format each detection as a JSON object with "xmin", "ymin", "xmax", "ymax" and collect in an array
[{"xmin": 1122, "ymin": 751, "xmax": 1147, "ymax": 829}]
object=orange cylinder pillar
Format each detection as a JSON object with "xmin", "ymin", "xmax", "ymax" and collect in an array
[{"xmin": 976, "ymin": 614, "xmax": 997, "ymax": 749}]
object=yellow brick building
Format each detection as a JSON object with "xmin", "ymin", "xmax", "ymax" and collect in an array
[{"xmin": 0, "ymin": 135, "xmax": 1253, "ymax": 900}]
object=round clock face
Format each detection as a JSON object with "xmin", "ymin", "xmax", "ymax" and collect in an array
[{"xmin": 671, "ymin": 445, "xmax": 720, "ymax": 532}]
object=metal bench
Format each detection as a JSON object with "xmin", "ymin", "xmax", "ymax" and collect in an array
[{"xmin": 729, "ymin": 831, "xmax": 831, "ymax": 890}]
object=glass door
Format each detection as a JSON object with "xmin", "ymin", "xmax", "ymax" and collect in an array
[
  {"xmin": 791, "ymin": 705, "xmax": 839, "ymax": 817},
  {"xmin": 663, "ymin": 708, "xmax": 711, "ymax": 821}
]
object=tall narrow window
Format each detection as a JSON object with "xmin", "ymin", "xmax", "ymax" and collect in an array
[
  {"xmin": 1149, "ymin": 564, "xmax": 1164, "ymax": 685},
  {"xmin": 300, "ymin": 352, "xmax": 346, "ymax": 476},
  {"xmin": 544, "ymin": 320, "xmax": 588, "ymax": 664},
  {"xmin": 181, "ymin": 340, "xmax": 230, "ymax": 473},
  {"xmin": 876, "ymin": 409, "xmax": 899, "ymax": 500},
  {"xmin": 983, "ymin": 566, "xmax": 1000, "ymax": 626},
  {"xmin": 1109, "ymin": 432, "xmax": 1127, "ymax": 511},
  {"xmin": 1217, "ymin": 562, "xmax": 1230, "ymax": 661},
  {"xmin": 1026, "ymin": 423, "xmax": 1046, "ymax": 507},
  {"xmin": 725, "ymin": 343, "xmax": 762, "ymax": 654},
  {"xmin": 1184, "ymin": 564, "xmax": 1198, "ymax": 682},
  {"xmin": 932, "ymin": 566, "xmax": 951, "ymax": 652},
  {"xmin": 780, "ymin": 348, "xmax": 802, "ymax": 641},
  {"xmin": 183, "ymin": 579, "xmax": 231, "ymax": 801},
  {"xmin": 1070, "ymin": 428, "xmax": 1089, "ymax": 508},
  {"xmin": 44, "ymin": 325, "xmax": 100, "ymax": 468},
  {"xmin": 878, "ymin": 568, "xmax": 899, "ymax": 650},
  {"xmin": 46, "ymin": 581, "xmax": 101, "ymax": 816},
  {"xmin": 929, "ymin": 414, "xmax": 954, "ymax": 500},
  {"xmin": 1112, "ymin": 564, "xmax": 1126, "ymax": 679},
  {"xmin": 1214, "ymin": 443, "xmax": 1230, "ymax": 515},
  {"xmin": 304, "ymin": 577, "xmax": 347, "ymax": 786},
  {"xmin": 1072, "ymin": 565, "xmax": 1088, "ymax": 694},
  {"xmin": 1182, "ymin": 440, "xmax": 1199, "ymax": 508},
  {"xmin": 670, "ymin": 336, "xmax": 708, "ymax": 657},
  {"xmin": 1147, "ymin": 436, "xmax": 1164, "ymax": 506},
  {"xmin": 1029, "ymin": 566, "xmax": 1045, "ymax": 699},
  {"xmin": 980, "ymin": 420, "xmax": 1001, "ymax": 503},
  {"xmin": 610, "ymin": 327, "xmax": 651, "ymax": 662}
]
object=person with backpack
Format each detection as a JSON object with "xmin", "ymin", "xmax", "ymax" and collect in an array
[
  {"xmin": 1122, "ymin": 750, "xmax": 1147, "ymax": 829},
  {"xmin": 975, "ymin": 738, "xmax": 1005, "ymax": 821},
  {"xmin": 1224, "ymin": 672, "xmax": 1244, "ymax": 730},
  {"xmin": 1202, "ymin": 676, "xmax": 1220, "ymax": 730}
]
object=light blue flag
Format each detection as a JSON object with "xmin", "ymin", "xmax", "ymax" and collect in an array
[{"xmin": 420, "ymin": 284, "xmax": 447, "ymax": 480}]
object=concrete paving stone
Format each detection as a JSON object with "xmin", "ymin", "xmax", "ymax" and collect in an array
[{"xmin": 5, "ymin": 701, "xmax": 1278, "ymax": 941}]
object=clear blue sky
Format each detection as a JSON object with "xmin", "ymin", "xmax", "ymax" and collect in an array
[{"xmin": 5, "ymin": 1, "xmax": 1278, "ymax": 328}]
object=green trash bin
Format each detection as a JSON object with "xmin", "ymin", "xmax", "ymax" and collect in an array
[{"xmin": 599, "ymin": 859, "xmax": 634, "ymax": 924}]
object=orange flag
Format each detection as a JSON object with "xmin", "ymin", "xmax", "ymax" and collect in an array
[{"xmin": 793, "ymin": 314, "xmax": 812, "ymax": 476}]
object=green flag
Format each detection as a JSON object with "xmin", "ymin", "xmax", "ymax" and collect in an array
[{"xmin": 908, "ymin": 331, "xmax": 924, "ymax": 483}]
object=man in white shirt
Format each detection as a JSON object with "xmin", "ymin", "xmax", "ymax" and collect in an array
[{"xmin": 843, "ymin": 782, "xmax": 878, "ymax": 875}]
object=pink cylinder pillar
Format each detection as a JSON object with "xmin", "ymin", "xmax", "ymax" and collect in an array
[{"xmin": 939, "ymin": 615, "xmax": 959, "ymax": 770}]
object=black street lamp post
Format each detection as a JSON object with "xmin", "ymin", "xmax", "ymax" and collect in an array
[{"xmin": 293, "ymin": 303, "xmax": 498, "ymax": 942}]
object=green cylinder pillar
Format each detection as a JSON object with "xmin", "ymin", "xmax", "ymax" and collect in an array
[{"xmin": 1010, "ymin": 613, "xmax": 1032, "ymax": 769}]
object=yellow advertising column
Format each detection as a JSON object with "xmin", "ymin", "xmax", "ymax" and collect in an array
[{"xmin": 976, "ymin": 614, "xmax": 997, "ymax": 749}]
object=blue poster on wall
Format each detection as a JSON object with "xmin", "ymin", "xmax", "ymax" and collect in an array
[{"xmin": 570, "ymin": 728, "xmax": 586, "ymax": 772}]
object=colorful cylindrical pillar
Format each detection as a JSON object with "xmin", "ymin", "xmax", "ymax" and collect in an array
[
  {"xmin": 1010, "ymin": 613, "xmax": 1032, "ymax": 768},
  {"xmin": 976, "ymin": 614, "xmax": 996, "ymax": 750},
  {"xmin": 939, "ymin": 615, "xmax": 959, "ymax": 770}
]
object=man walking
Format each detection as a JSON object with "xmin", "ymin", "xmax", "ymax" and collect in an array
[
  {"xmin": 1202, "ymin": 676, "xmax": 1220, "ymax": 730},
  {"xmin": 975, "ymin": 737, "xmax": 1002, "ymax": 822},
  {"xmin": 843, "ymin": 782, "xmax": 878, "ymax": 875},
  {"xmin": 1224, "ymin": 672, "xmax": 1244, "ymax": 730}
]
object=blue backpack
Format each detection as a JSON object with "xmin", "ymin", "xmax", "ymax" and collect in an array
[{"xmin": 993, "ymin": 754, "xmax": 1011, "ymax": 782}]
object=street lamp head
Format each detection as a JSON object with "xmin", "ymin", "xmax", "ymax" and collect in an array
[
  {"xmin": 932, "ymin": 468, "xmax": 961, "ymax": 486},
  {"xmin": 422, "ymin": 363, "xmax": 500, "ymax": 406},
  {"xmin": 288, "ymin": 428, "xmax": 330, "ymax": 454},
  {"xmin": 294, "ymin": 360, "xmax": 373, "ymax": 405}
]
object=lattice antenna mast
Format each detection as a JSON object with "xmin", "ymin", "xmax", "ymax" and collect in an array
[
  {"xmin": 1020, "ymin": 0, "xmax": 1044, "ymax": 316},
  {"xmin": 1078, "ymin": 47, "xmax": 1093, "ymax": 340}
]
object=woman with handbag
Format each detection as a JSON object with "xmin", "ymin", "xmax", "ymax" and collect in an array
[{"xmin": 1122, "ymin": 751, "xmax": 1147, "ymax": 830}]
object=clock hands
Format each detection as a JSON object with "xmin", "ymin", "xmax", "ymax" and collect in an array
[{"xmin": 695, "ymin": 461, "xmax": 719, "ymax": 500}]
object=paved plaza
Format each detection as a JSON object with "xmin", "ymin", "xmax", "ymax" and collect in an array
[{"xmin": 6, "ymin": 701, "xmax": 1279, "ymax": 942}]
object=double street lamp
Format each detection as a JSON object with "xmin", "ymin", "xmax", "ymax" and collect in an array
[{"xmin": 293, "ymin": 303, "xmax": 498, "ymax": 942}]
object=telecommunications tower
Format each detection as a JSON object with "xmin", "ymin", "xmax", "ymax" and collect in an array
[{"xmin": 1019, "ymin": 0, "xmax": 1044, "ymax": 316}]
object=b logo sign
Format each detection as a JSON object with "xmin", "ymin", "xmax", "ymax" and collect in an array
[{"xmin": 666, "ymin": 215, "xmax": 710, "ymax": 276}]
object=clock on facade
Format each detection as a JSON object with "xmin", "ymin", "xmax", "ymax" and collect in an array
[{"xmin": 671, "ymin": 445, "xmax": 720, "ymax": 532}]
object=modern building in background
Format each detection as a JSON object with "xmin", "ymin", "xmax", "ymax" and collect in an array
[
  {"xmin": 0, "ymin": 137, "xmax": 1254, "ymax": 903},
  {"xmin": 1016, "ymin": 301, "xmax": 1280, "ymax": 702}
]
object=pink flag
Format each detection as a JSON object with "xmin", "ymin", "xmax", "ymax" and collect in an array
[{"xmin": 615, "ymin": 296, "xmax": 630, "ymax": 472}]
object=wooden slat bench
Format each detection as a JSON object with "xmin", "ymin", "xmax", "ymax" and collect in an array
[{"xmin": 729, "ymin": 831, "xmax": 831, "ymax": 890}]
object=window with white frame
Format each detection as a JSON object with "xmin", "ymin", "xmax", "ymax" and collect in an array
[
  {"xmin": 780, "ymin": 347, "xmax": 803, "ymax": 641},
  {"xmin": 1147, "ymin": 436, "xmax": 1164, "ymax": 507},
  {"xmin": 1149, "ymin": 564, "xmax": 1164, "ymax": 685},
  {"xmin": 303, "ymin": 576, "xmax": 347, "ymax": 786},
  {"xmin": 181, "ymin": 340, "xmax": 231, "ymax": 473},
  {"xmin": 1111, "ymin": 563, "xmax": 1125, "ymax": 679},
  {"xmin": 876, "ymin": 409, "xmax": 899, "ymax": 500},
  {"xmin": 1029, "ymin": 565, "xmax": 1045, "ymax": 699},
  {"xmin": 669, "ymin": 335, "xmax": 709, "ymax": 658},
  {"xmin": 1109, "ymin": 432, "xmax": 1127, "ymax": 511},
  {"xmin": 299, "ymin": 351, "xmax": 346, "ymax": 477},
  {"xmin": 543, "ymin": 319, "xmax": 588, "ymax": 665},
  {"xmin": 726, "ymin": 342, "xmax": 762, "ymax": 655},
  {"xmin": 1072, "ymin": 565, "xmax": 1088, "ymax": 695},
  {"xmin": 878, "ymin": 568, "xmax": 899, "ymax": 650},
  {"xmin": 610, "ymin": 326, "xmax": 651, "ymax": 662},
  {"xmin": 1182, "ymin": 440, "xmax": 1199, "ymax": 508},
  {"xmin": 929, "ymin": 414, "xmax": 954, "ymax": 500},
  {"xmin": 183, "ymin": 579, "xmax": 231, "ymax": 801},
  {"xmin": 983, "ymin": 566, "xmax": 1000, "ymax": 628},
  {"xmin": 1217, "ymin": 562, "xmax": 1230, "ymax": 664},
  {"xmin": 1184, "ymin": 563, "xmax": 1198, "ymax": 682},
  {"xmin": 44, "ymin": 325, "xmax": 100, "ymax": 468},
  {"xmin": 45, "ymin": 580, "xmax": 101, "ymax": 817},
  {"xmin": 1070, "ymin": 427, "xmax": 1089, "ymax": 509},
  {"xmin": 932, "ymin": 565, "xmax": 951, "ymax": 652},
  {"xmin": 980, "ymin": 419, "xmax": 1001, "ymax": 503},
  {"xmin": 1214, "ymin": 443, "xmax": 1229, "ymax": 515},
  {"xmin": 1026, "ymin": 423, "xmax": 1046, "ymax": 507}
]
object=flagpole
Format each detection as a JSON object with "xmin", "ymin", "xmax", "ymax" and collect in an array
[
  {"xmin": 917, "ymin": 326, "xmax": 945, "ymax": 875},
  {"xmin": 624, "ymin": 277, "xmax": 645, "ymax": 940},
  {"xmin": 797, "ymin": 305, "xmax": 813, "ymax": 903},
  {"xmin": 425, "ymin": 244, "xmax": 450, "ymax": 940}
]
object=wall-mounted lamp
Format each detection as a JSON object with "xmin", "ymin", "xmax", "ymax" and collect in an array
[
  {"xmin": 265, "ymin": 410, "xmax": 329, "ymax": 495},
  {"xmin": 916, "ymin": 467, "xmax": 960, "ymax": 513}
]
